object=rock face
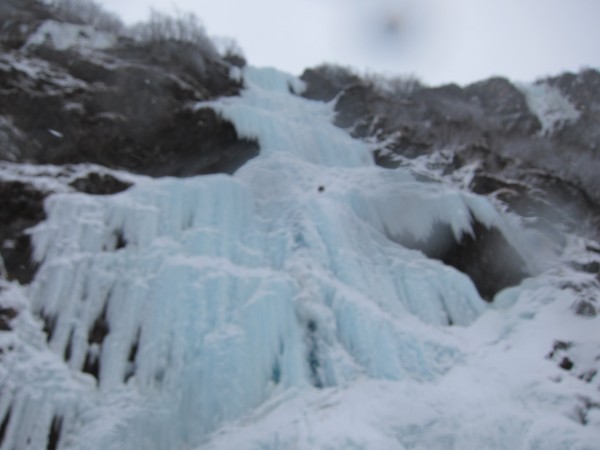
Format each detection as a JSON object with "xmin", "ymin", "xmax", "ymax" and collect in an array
[
  {"xmin": 0, "ymin": 180, "xmax": 45, "ymax": 283},
  {"xmin": 0, "ymin": 5, "xmax": 258, "ymax": 176}
]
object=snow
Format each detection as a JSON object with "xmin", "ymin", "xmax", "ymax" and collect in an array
[
  {"xmin": 201, "ymin": 265, "xmax": 600, "ymax": 450},
  {"xmin": 0, "ymin": 66, "xmax": 599, "ymax": 450},
  {"xmin": 0, "ymin": 52, "xmax": 88, "ymax": 94},
  {"xmin": 48, "ymin": 129, "xmax": 63, "ymax": 138},
  {"xmin": 24, "ymin": 20, "xmax": 117, "ymax": 52},
  {"xmin": 517, "ymin": 81, "xmax": 580, "ymax": 135}
]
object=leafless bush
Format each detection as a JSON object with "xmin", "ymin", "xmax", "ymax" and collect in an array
[
  {"xmin": 130, "ymin": 10, "xmax": 218, "ymax": 59},
  {"xmin": 46, "ymin": 0, "xmax": 124, "ymax": 33},
  {"xmin": 316, "ymin": 64, "xmax": 357, "ymax": 80},
  {"xmin": 214, "ymin": 37, "xmax": 246, "ymax": 67},
  {"xmin": 310, "ymin": 65, "xmax": 422, "ymax": 97},
  {"xmin": 364, "ymin": 72, "xmax": 423, "ymax": 96}
]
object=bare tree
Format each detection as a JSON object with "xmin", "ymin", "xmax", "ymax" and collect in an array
[
  {"xmin": 47, "ymin": 0, "xmax": 124, "ymax": 33},
  {"xmin": 130, "ymin": 9, "xmax": 218, "ymax": 58}
]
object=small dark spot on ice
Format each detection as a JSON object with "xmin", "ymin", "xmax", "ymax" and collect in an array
[
  {"xmin": 559, "ymin": 357, "xmax": 574, "ymax": 371},
  {"xmin": 318, "ymin": 186, "xmax": 325, "ymax": 193}
]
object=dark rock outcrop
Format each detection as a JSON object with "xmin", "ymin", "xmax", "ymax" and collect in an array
[
  {"xmin": 0, "ymin": 180, "xmax": 46, "ymax": 283},
  {"xmin": 0, "ymin": 0, "xmax": 54, "ymax": 50},
  {"xmin": 69, "ymin": 172, "xmax": 131, "ymax": 195},
  {"xmin": 0, "ymin": 1, "xmax": 259, "ymax": 177}
]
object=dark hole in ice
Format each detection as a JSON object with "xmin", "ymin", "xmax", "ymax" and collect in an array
[
  {"xmin": 128, "ymin": 330, "xmax": 140, "ymax": 363},
  {"xmin": 113, "ymin": 230, "xmax": 127, "ymax": 250},
  {"xmin": 42, "ymin": 313, "xmax": 57, "ymax": 342},
  {"xmin": 559, "ymin": 357, "xmax": 574, "ymax": 371},
  {"xmin": 124, "ymin": 329, "xmax": 140, "ymax": 382},
  {"xmin": 69, "ymin": 172, "xmax": 132, "ymax": 195},
  {"xmin": 306, "ymin": 320, "xmax": 322, "ymax": 388},
  {"xmin": 391, "ymin": 216, "xmax": 529, "ymax": 302},
  {"xmin": 83, "ymin": 302, "xmax": 110, "ymax": 381},
  {"xmin": 2, "ymin": 234, "xmax": 40, "ymax": 285},
  {"xmin": 0, "ymin": 307, "xmax": 17, "ymax": 331},
  {"xmin": 83, "ymin": 350, "xmax": 100, "ymax": 381},
  {"xmin": 47, "ymin": 416, "xmax": 62, "ymax": 450},
  {"xmin": 318, "ymin": 185, "xmax": 325, "ymax": 193},
  {"xmin": 0, "ymin": 181, "xmax": 47, "ymax": 284},
  {"xmin": 88, "ymin": 302, "xmax": 110, "ymax": 345},
  {"xmin": 0, "ymin": 407, "xmax": 11, "ymax": 447},
  {"xmin": 63, "ymin": 328, "xmax": 74, "ymax": 362}
]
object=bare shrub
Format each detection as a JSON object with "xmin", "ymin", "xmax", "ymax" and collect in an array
[
  {"xmin": 364, "ymin": 72, "xmax": 423, "ymax": 96},
  {"xmin": 129, "ymin": 10, "xmax": 218, "ymax": 59},
  {"xmin": 46, "ymin": 0, "xmax": 124, "ymax": 33},
  {"xmin": 316, "ymin": 64, "xmax": 357, "ymax": 80},
  {"xmin": 214, "ymin": 37, "xmax": 246, "ymax": 67}
]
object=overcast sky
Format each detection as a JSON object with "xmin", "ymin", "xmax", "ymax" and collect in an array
[{"xmin": 102, "ymin": 0, "xmax": 600, "ymax": 86}]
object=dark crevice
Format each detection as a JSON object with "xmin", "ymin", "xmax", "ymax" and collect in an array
[
  {"xmin": 69, "ymin": 172, "xmax": 132, "ymax": 195},
  {"xmin": 47, "ymin": 416, "xmax": 62, "ymax": 450},
  {"xmin": 42, "ymin": 313, "xmax": 57, "ymax": 342},
  {"xmin": 0, "ymin": 307, "xmax": 18, "ymax": 331},
  {"xmin": 127, "ymin": 330, "xmax": 140, "ymax": 364},
  {"xmin": 124, "ymin": 329, "xmax": 140, "ymax": 383},
  {"xmin": 586, "ymin": 244, "xmax": 600, "ymax": 255},
  {"xmin": 306, "ymin": 320, "xmax": 322, "ymax": 388},
  {"xmin": 0, "ymin": 407, "xmax": 11, "ymax": 447},
  {"xmin": 113, "ymin": 230, "xmax": 127, "ymax": 250},
  {"xmin": 0, "ymin": 181, "xmax": 47, "ymax": 284},
  {"xmin": 83, "ymin": 351, "xmax": 100, "ymax": 381},
  {"xmin": 88, "ymin": 302, "xmax": 110, "ymax": 346},
  {"xmin": 63, "ymin": 328, "xmax": 73, "ymax": 362},
  {"xmin": 83, "ymin": 302, "xmax": 110, "ymax": 382}
]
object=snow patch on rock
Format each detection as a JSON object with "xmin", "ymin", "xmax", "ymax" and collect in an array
[
  {"xmin": 517, "ymin": 81, "xmax": 580, "ymax": 135},
  {"xmin": 24, "ymin": 20, "xmax": 116, "ymax": 52}
]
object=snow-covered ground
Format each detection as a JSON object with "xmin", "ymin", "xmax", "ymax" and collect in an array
[{"xmin": 0, "ymin": 67, "xmax": 598, "ymax": 450}]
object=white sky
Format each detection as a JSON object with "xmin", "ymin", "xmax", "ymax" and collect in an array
[{"xmin": 101, "ymin": 0, "xmax": 600, "ymax": 86}]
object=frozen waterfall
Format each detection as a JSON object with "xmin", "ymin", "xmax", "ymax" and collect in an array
[{"xmin": 0, "ymin": 67, "xmax": 597, "ymax": 450}]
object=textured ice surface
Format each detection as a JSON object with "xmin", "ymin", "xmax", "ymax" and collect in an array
[{"xmin": 0, "ymin": 67, "xmax": 598, "ymax": 450}]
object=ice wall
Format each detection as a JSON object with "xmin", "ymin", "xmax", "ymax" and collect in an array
[{"xmin": 0, "ymin": 67, "xmax": 532, "ymax": 450}]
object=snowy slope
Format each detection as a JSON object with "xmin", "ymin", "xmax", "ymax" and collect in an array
[{"xmin": 0, "ymin": 67, "xmax": 599, "ymax": 450}]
